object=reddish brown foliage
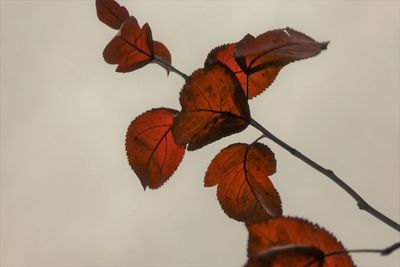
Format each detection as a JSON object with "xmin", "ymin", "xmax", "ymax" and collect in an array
[
  {"xmin": 205, "ymin": 143, "xmax": 281, "ymax": 223},
  {"xmin": 206, "ymin": 28, "xmax": 328, "ymax": 99},
  {"xmin": 246, "ymin": 245, "xmax": 325, "ymax": 267},
  {"xmin": 98, "ymin": 0, "xmax": 171, "ymax": 74},
  {"xmin": 153, "ymin": 41, "xmax": 172, "ymax": 73},
  {"xmin": 96, "ymin": 0, "xmax": 129, "ymax": 29},
  {"xmin": 125, "ymin": 108, "xmax": 185, "ymax": 190},
  {"xmin": 206, "ymin": 41, "xmax": 282, "ymax": 99},
  {"xmin": 96, "ymin": 3, "xmax": 361, "ymax": 266},
  {"xmin": 246, "ymin": 217, "xmax": 354, "ymax": 267},
  {"xmin": 103, "ymin": 17, "xmax": 154, "ymax": 72},
  {"xmin": 172, "ymin": 63, "xmax": 250, "ymax": 151}
]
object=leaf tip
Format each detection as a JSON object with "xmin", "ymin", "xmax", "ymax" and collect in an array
[
  {"xmin": 139, "ymin": 179, "xmax": 148, "ymax": 190},
  {"xmin": 320, "ymin": 41, "xmax": 330, "ymax": 50}
]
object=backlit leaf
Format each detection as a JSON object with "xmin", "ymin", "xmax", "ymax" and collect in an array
[
  {"xmin": 246, "ymin": 244, "xmax": 324, "ymax": 267},
  {"xmin": 204, "ymin": 142, "xmax": 281, "ymax": 223},
  {"xmin": 235, "ymin": 28, "xmax": 328, "ymax": 73},
  {"xmin": 206, "ymin": 41, "xmax": 282, "ymax": 99},
  {"xmin": 96, "ymin": 0, "xmax": 129, "ymax": 30},
  {"xmin": 246, "ymin": 217, "xmax": 354, "ymax": 267},
  {"xmin": 206, "ymin": 28, "xmax": 328, "ymax": 99},
  {"xmin": 125, "ymin": 108, "xmax": 185, "ymax": 190},
  {"xmin": 103, "ymin": 16, "xmax": 154, "ymax": 73},
  {"xmin": 172, "ymin": 63, "xmax": 250, "ymax": 151},
  {"xmin": 153, "ymin": 40, "xmax": 172, "ymax": 74}
]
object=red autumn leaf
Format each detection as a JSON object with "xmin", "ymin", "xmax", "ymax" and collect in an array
[
  {"xmin": 206, "ymin": 28, "xmax": 328, "ymax": 99},
  {"xmin": 246, "ymin": 244, "xmax": 325, "ymax": 267},
  {"xmin": 125, "ymin": 108, "xmax": 185, "ymax": 190},
  {"xmin": 172, "ymin": 63, "xmax": 250, "ymax": 151},
  {"xmin": 102, "ymin": 16, "xmax": 172, "ymax": 74},
  {"xmin": 96, "ymin": 0, "xmax": 129, "ymax": 30},
  {"xmin": 153, "ymin": 40, "xmax": 172, "ymax": 74},
  {"xmin": 246, "ymin": 217, "xmax": 355, "ymax": 267},
  {"xmin": 235, "ymin": 28, "xmax": 328, "ymax": 73},
  {"xmin": 204, "ymin": 142, "xmax": 281, "ymax": 223},
  {"xmin": 206, "ymin": 41, "xmax": 283, "ymax": 99},
  {"xmin": 103, "ymin": 16, "xmax": 154, "ymax": 73}
]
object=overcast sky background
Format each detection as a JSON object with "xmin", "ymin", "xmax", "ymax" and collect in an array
[{"xmin": 1, "ymin": 0, "xmax": 399, "ymax": 266}]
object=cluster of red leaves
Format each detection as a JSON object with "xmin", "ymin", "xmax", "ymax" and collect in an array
[
  {"xmin": 97, "ymin": 1, "xmax": 353, "ymax": 266},
  {"xmin": 97, "ymin": 0, "xmax": 171, "ymax": 73}
]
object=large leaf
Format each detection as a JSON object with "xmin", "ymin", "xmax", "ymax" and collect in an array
[
  {"xmin": 206, "ymin": 28, "xmax": 328, "ymax": 99},
  {"xmin": 96, "ymin": 0, "xmax": 129, "ymax": 30},
  {"xmin": 246, "ymin": 217, "xmax": 355, "ymax": 267},
  {"xmin": 125, "ymin": 108, "xmax": 185, "ymax": 190},
  {"xmin": 205, "ymin": 142, "xmax": 281, "ymax": 223},
  {"xmin": 172, "ymin": 63, "xmax": 250, "ymax": 151}
]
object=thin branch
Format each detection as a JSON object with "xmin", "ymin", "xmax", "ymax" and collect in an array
[
  {"xmin": 304, "ymin": 242, "xmax": 400, "ymax": 266},
  {"xmin": 120, "ymin": 35, "xmax": 189, "ymax": 80},
  {"xmin": 325, "ymin": 242, "xmax": 400, "ymax": 258},
  {"xmin": 251, "ymin": 134, "xmax": 265, "ymax": 145},
  {"xmin": 153, "ymin": 56, "xmax": 188, "ymax": 80},
  {"xmin": 249, "ymin": 118, "xmax": 400, "ymax": 232},
  {"xmin": 152, "ymin": 57, "xmax": 399, "ymax": 232}
]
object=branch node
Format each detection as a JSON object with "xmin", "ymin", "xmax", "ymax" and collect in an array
[
  {"xmin": 326, "ymin": 169, "xmax": 335, "ymax": 176},
  {"xmin": 289, "ymin": 148, "xmax": 297, "ymax": 155},
  {"xmin": 381, "ymin": 242, "xmax": 400, "ymax": 255},
  {"xmin": 357, "ymin": 202, "xmax": 367, "ymax": 210}
]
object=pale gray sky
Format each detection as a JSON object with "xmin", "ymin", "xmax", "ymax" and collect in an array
[{"xmin": 1, "ymin": 0, "xmax": 399, "ymax": 266}]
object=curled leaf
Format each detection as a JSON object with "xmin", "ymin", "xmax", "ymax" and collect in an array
[
  {"xmin": 246, "ymin": 217, "xmax": 354, "ymax": 267},
  {"xmin": 205, "ymin": 142, "xmax": 281, "ymax": 223},
  {"xmin": 125, "ymin": 108, "xmax": 185, "ymax": 190},
  {"xmin": 172, "ymin": 63, "xmax": 250, "ymax": 151},
  {"xmin": 96, "ymin": 0, "xmax": 129, "ymax": 30}
]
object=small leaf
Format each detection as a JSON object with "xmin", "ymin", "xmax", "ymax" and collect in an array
[
  {"xmin": 246, "ymin": 217, "xmax": 355, "ymax": 267},
  {"xmin": 206, "ymin": 28, "xmax": 328, "ymax": 99},
  {"xmin": 125, "ymin": 108, "xmax": 185, "ymax": 190},
  {"xmin": 153, "ymin": 40, "xmax": 172, "ymax": 74},
  {"xmin": 204, "ymin": 142, "xmax": 281, "ymax": 223},
  {"xmin": 103, "ymin": 17, "xmax": 154, "ymax": 73},
  {"xmin": 172, "ymin": 63, "xmax": 250, "ymax": 151},
  {"xmin": 96, "ymin": 0, "xmax": 129, "ymax": 30}
]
